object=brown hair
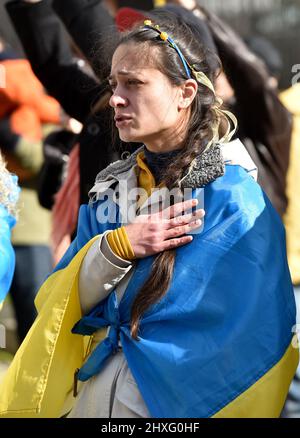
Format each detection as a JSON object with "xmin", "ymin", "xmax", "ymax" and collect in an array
[{"xmin": 106, "ymin": 11, "xmax": 226, "ymax": 339}]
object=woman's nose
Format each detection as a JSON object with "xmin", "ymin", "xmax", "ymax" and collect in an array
[{"xmin": 109, "ymin": 91, "xmax": 128, "ymax": 108}]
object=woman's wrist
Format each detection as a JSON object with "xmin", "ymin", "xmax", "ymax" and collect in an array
[{"xmin": 106, "ymin": 227, "xmax": 136, "ymax": 261}]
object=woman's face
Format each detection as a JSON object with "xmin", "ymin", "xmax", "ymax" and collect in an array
[{"xmin": 109, "ymin": 43, "xmax": 194, "ymax": 152}]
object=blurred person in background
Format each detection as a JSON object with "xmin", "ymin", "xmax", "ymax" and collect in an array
[
  {"xmin": 0, "ymin": 150, "xmax": 19, "ymax": 312},
  {"xmin": 0, "ymin": 36, "xmax": 62, "ymax": 342},
  {"xmin": 0, "ymin": 150, "xmax": 19, "ymax": 383}
]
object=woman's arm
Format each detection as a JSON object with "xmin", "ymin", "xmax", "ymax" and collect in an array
[{"xmin": 78, "ymin": 231, "xmax": 133, "ymax": 314}]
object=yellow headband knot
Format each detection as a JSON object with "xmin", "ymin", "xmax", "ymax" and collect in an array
[{"xmin": 160, "ymin": 31, "xmax": 168, "ymax": 41}]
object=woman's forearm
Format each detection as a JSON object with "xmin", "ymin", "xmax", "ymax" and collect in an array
[{"xmin": 78, "ymin": 231, "xmax": 133, "ymax": 314}]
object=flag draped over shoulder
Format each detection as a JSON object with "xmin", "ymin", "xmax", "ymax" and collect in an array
[
  {"xmin": 0, "ymin": 204, "xmax": 111, "ymax": 417},
  {"xmin": 0, "ymin": 163, "xmax": 298, "ymax": 417}
]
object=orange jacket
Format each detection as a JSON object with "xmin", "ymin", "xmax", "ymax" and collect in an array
[{"xmin": 0, "ymin": 58, "xmax": 60, "ymax": 141}]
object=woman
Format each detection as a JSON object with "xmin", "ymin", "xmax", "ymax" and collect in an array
[{"xmin": 0, "ymin": 14, "xmax": 298, "ymax": 418}]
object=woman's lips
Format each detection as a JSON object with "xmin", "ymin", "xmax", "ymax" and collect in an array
[{"xmin": 114, "ymin": 115, "xmax": 133, "ymax": 127}]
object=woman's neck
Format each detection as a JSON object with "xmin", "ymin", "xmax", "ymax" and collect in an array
[
  {"xmin": 144, "ymin": 114, "xmax": 189, "ymax": 154},
  {"xmin": 143, "ymin": 147, "xmax": 181, "ymax": 185}
]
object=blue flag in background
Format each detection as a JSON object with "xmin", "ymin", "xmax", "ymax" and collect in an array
[{"xmin": 0, "ymin": 204, "xmax": 17, "ymax": 308}]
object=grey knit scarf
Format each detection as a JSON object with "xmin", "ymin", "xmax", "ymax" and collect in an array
[{"xmin": 93, "ymin": 143, "xmax": 225, "ymax": 190}]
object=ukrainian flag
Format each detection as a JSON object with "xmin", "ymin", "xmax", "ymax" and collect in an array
[{"xmin": 0, "ymin": 163, "xmax": 298, "ymax": 417}]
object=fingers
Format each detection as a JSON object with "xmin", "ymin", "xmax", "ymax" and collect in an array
[
  {"xmin": 162, "ymin": 198, "xmax": 199, "ymax": 220},
  {"xmin": 168, "ymin": 208, "xmax": 205, "ymax": 228},
  {"xmin": 162, "ymin": 235, "xmax": 194, "ymax": 251},
  {"xmin": 164, "ymin": 217, "xmax": 203, "ymax": 240}
]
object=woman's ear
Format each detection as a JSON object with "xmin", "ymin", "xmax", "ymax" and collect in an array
[{"xmin": 178, "ymin": 79, "xmax": 198, "ymax": 110}]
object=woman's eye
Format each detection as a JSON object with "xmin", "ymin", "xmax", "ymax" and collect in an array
[
  {"xmin": 127, "ymin": 79, "xmax": 141, "ymax": 86},
  {"xmin": 109, "ymin": 79, "xmax": 142, "ymax": 91}
]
